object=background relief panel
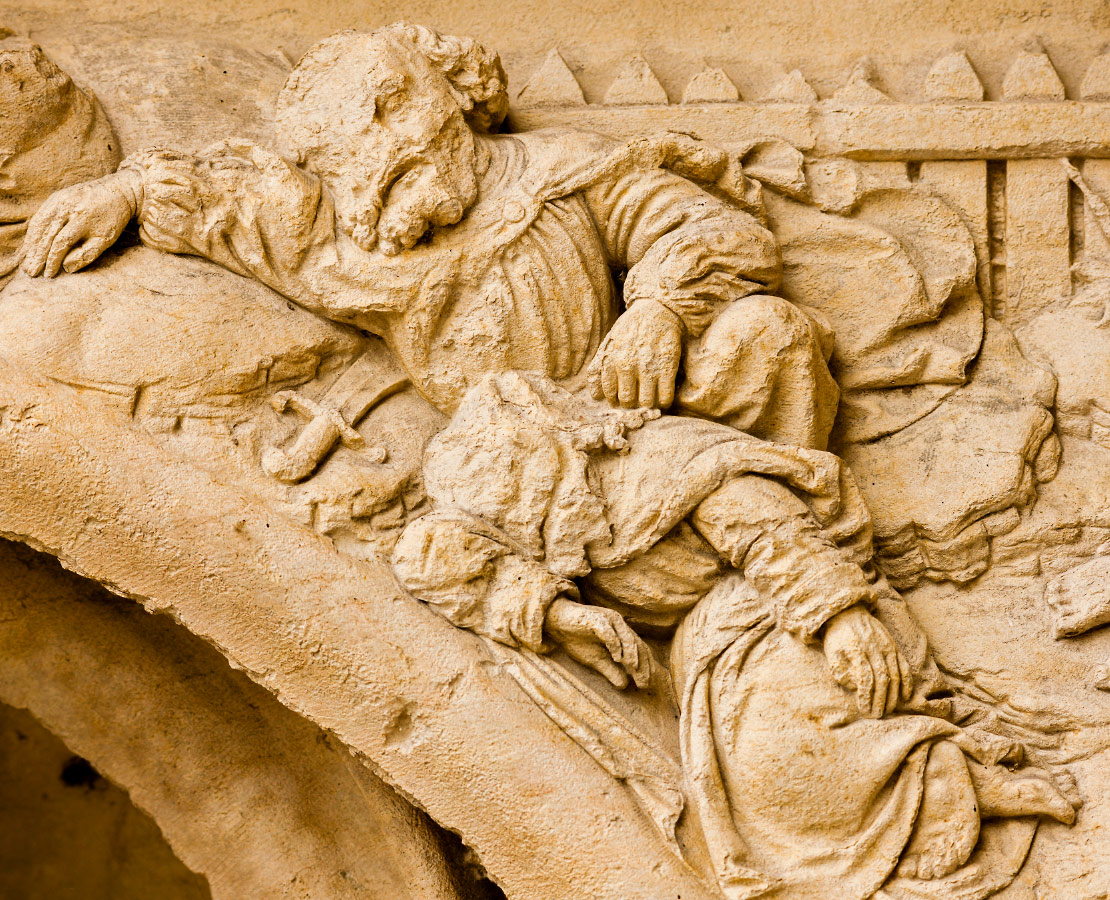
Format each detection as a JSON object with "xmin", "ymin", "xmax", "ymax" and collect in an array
[{"xmin": 2, "ymin": 3, "xmax": 1110, "ymax": 898}]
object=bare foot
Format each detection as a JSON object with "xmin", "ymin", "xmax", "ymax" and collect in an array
[
  {"xmin": 968, "ymin": 760, "xmax": 1080, "ymax": 825},
  {"xmin": 896, "ymin": 741, "xmax": 980, "ymax": 880}
]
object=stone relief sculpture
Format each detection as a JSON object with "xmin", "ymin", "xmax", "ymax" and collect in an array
[
  {"xmin": 3, "ymin": 15, "xmax": 1110, "ymax": 900},
  {"xmin": 0, "ymin": 31, "xmax": 118, "ymax": 289}
]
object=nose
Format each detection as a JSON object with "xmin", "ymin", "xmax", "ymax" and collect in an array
[
  {"xmin": 414, "ymin": 173, "xmax": 463, "ymax": 226},
  {"xmin": 431, "ymin": 194, "xmax": 463, "ymax": 225}
]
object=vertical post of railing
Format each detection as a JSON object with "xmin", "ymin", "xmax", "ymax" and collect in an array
[
  {"xmin": 918, "ymin": 53, "xmax": 993, "ymax": 311},
  {"xmin": 832, "ymin": 61, "xmax": 911, "ymax": 191},
  {"xmin": 1080, "ymin": 55, "xmax": 1110, "ymax": 262},
  {"xmin": 1001, "ymin": 52, "xmax": 1073, "ymax": 328}
]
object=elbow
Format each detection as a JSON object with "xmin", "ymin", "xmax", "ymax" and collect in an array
[{"xmin": 753, "ymin": 226, "xmax": 783, "ymax": 293}]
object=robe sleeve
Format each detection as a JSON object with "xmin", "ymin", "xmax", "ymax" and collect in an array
[
  {"xmin": 691, "ymin": 476, "xmax": 876, "ymax": 644},
  {"xmin": 119, "ymin": 141, "xmax": 392, "ymax": 329},
  {"xmin": 583, "ymin": 167, "xmax": 782, "ymax": 336},
  {"xmin": 391, "ymin": 511, "xmax": 569, "ymax": 652}
]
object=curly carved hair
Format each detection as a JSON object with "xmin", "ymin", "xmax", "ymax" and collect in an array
[
  {"xmin": 276, "ymin": 23, "xmax": 508, "ymax": 146},
  {"xmin": 389, "ymin": 23, "xmax": 508, "ymax": 132}
]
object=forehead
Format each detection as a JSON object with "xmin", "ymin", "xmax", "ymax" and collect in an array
[
  {"xmin": 360, "ymin": 43, "xmax": 459, "ymax": 139},
  {"xmin": 363, "ymin": 40, "xmax": 415, "ymax": 88},
  {"xmin": 278, "ymin": 34, "xmax": 459, "ymax": 159},
  {"xmin": 362, "ymin": 39, "xmax": 454, "ymax": 108}
]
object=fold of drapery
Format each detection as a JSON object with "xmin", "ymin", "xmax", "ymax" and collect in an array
[
  {"xmin": 671, "ymin": 575, "xmax": 1039, "ymax": 900},
  {"xmin": 486, "ymin": 638, "xmax": 687, "ymax": 855}
]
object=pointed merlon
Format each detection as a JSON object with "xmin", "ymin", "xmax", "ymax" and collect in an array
[
  {"xmin": 682, "ymin": 67, "xmax": 739, "ymax": 103},
  {"xmin": 1003, "ymin": 51, "xmax": 1065, "ymax": 100},
  {"xmin": 517, "ymin": 49, "xmax": 586, "ymax": 106},
  {"xmin": 1081, "ymin": 54, "xmax": 1110, "ymax": 100},
  {"xmin": 604, "ymin": 55, "xmax": 669, "ymax": 105},
  {"xmin": 923, "ymin": 52, "xmax": 984, "ymax": 101},
  {"xmin": 832, "ymin": 59, "xmax": 891, "ymax": 104},
  {"xmin": 763, "ymin": 69, "xmax": 817, "ymax": 103}
]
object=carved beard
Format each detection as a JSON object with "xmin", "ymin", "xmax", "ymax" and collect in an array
[
  {"xmin": 320, "ymin": 126, "xmax": 481, "ymax": 255},
  {"xmin": 330, "ymin": 176, "xmax": 383, "ymax": 253},
  {"xmin": 374, "ymin": 164, "xmax": 471, "ymax": 255}
]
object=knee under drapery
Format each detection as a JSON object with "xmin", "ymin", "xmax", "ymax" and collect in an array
[{"xmin": 677, "ymin": 295, "xmax": 839, "ymax": 450}]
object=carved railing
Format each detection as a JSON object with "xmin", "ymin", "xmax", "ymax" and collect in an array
[{"xmin": 512, "ymin": 49, "xmax": 1110, "ymax": 329}]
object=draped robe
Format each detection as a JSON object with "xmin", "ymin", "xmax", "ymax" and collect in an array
[{"xmin": 119, "ymin": 129, "xmax": 839, "ymax": 445}]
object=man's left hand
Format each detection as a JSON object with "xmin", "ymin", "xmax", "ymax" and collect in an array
[
  {"xmin": 587, "ymin": 299, "xmax": 683, "ymax": 410},
  {"xmin": 823, "ymin": 605, "xmax": 913, "ymax": 719},
  {"xmin": 544, "ymin": 597, "xmax": 655, "ymax": 690}
]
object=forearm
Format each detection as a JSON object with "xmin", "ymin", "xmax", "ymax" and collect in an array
[
  {"xmin": 392, "ymin": 512, "xmax": 567, "ymax": 652},
  {"xmin": 118, "ymin": 145, "xmax": 401, "ymax": 332},
  {"xmin": 119, "ymin": 143, "xmax": 341, "ymax": 297},
  {"xmin": 115, "ymin": 167, "xmax": 144, "ymax": 220},
  {"xmin": 744, "ymin": 523, "xmax": 876, "ymax": 642},
  {"xmin": 691, "ymin": 475, "xmax": 876, "ymax": 642},
  {"xmin": 623, "ymin": 215, "xmax": 781, "ymax": 337},
  {"xmin": 586, "ymin": 169, "xmax": 781, "ymax": 337},
  {"xmin": 119, "ymin": 148, "xmax": 250, "ymax": 270}
]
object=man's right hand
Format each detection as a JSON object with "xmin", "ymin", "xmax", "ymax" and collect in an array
[
  {"xmin": 587, "ymin": 298, "xmax": 684, "ymax": 410},
  {"xmin": 544, "ymin": 597, "xmax": 654, "ymax": 690},
  {"xmin": 21, "ymin": 170, "xmax": 141, "ymax": 278}
]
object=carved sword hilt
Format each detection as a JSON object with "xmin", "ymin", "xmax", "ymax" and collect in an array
[{"xmin": 262, "ymin": 390, "xmax": 384, "ymax": 484}]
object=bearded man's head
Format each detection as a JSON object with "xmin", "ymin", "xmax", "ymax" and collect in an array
[{"xmin": 275, "ymin": 24, "xmax": 508, "ymax": 255}]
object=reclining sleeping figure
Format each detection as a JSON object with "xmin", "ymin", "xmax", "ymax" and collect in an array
[
  {"xmin": 391, "ymin": 371, "xmax": 1076, "ymax": 900},
  {"xmin": 20, "ymin": 23, "xmax": 1077, "ymax": 900}
]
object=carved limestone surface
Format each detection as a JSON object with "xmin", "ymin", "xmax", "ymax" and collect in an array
[{"xmin": 3, "ymin": 7, "xmax": 1110, "ymax": 900}]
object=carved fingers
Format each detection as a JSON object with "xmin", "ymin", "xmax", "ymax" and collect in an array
[
  {"xmin": 894, "ymin": 638, "xmax": 915, "ymax": 706},
  {"xmin": 21, "ymin": 173, "xmax": 138, "ymax": 278},
  {"xmin": 587, "ymin": 299, "xmax": 683, "ymax": 410},
  {"xmin": 823, "ymin": 604, "xmax": 911, "ymax": 719},
  {"xmin": 544, "ymin": 598, "xmax": 654, "ymax": 690}
]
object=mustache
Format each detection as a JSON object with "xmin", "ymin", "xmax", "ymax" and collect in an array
[{"xmin": 339, "ymin": 156, "xmax": 418, "ymax": 250}]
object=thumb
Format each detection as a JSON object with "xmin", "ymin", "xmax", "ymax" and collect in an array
[
  {"xmin": 62, "ymin": 239, "xmax": 108, "ymax": 274},
  {"xmin": 585, "ymin": 348, "xmax": 606, "ymax": 399},
  {"xmin": 577, "ymin": 643, "xmax": 629, "ymax": 689},
  {"xmin": 828, "ymin": 649, "xmax": 855, "ymax": 691}
]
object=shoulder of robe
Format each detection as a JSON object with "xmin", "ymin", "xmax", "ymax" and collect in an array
[{"xmin": 509, "ymin": 128, "xmax": 624, "ymax": 197}]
